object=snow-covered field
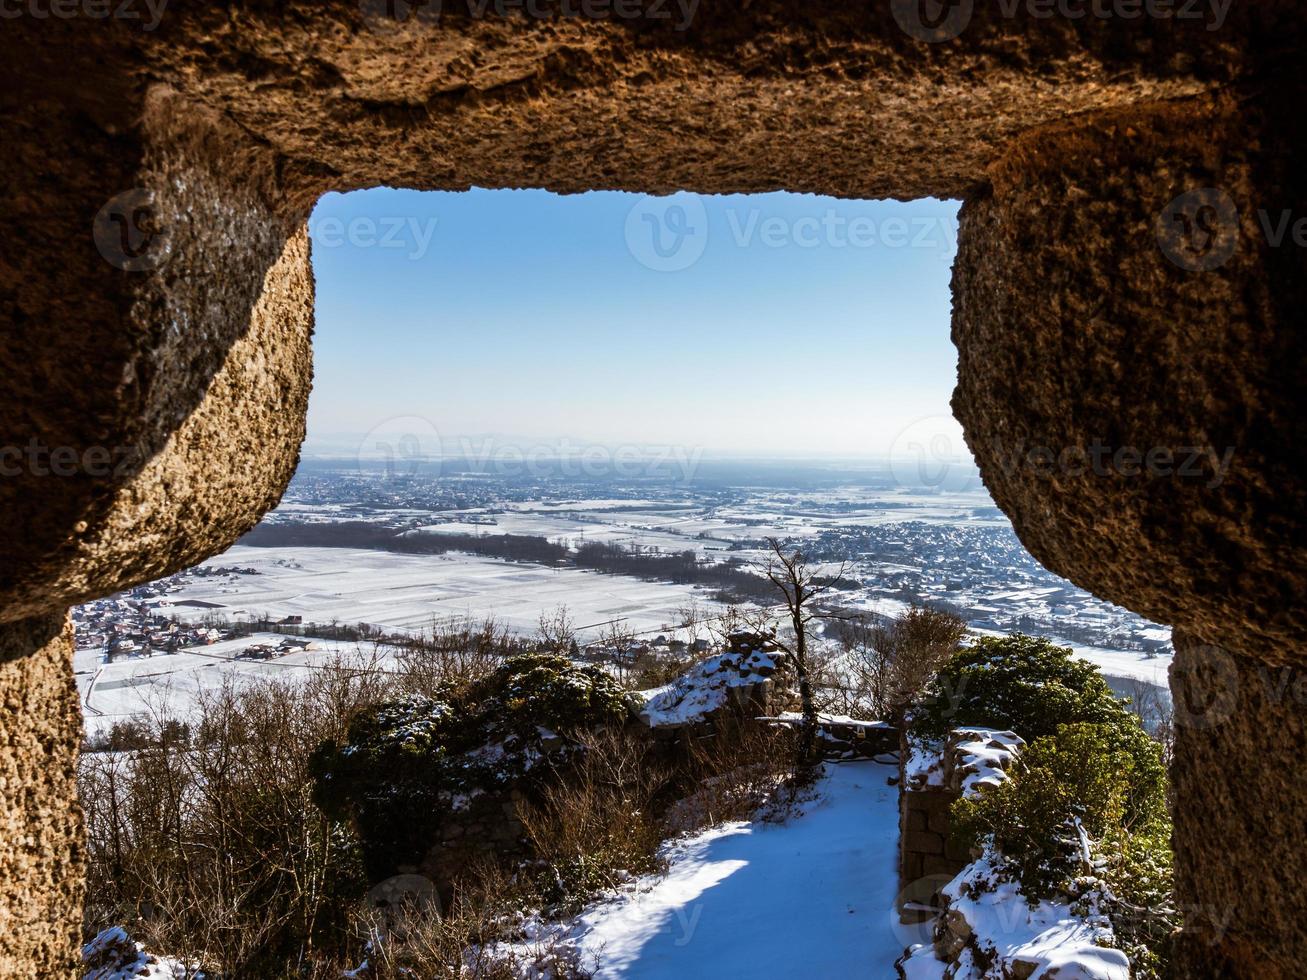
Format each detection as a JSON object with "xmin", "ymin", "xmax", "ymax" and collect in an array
[
  {"xmin": 168, "ymin": 545, "xmax": 728, "ymax": 640},
  {"xmin": 513, "ymin": 761, "xmax": 910, "ymax": 978},
  {"xmin": 75, "ymin": 633, "xmax": 375, "ymax": 738},
  {"xmin": 403, "ymin": 486, "xmax": 1004, "ymax": 558}
]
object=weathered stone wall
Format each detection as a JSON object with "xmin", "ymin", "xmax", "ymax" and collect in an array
[
  {"xmin": 417, "ymin": 788, "xmax": 531, "ymax": 900},
  {"xmin": 897, "ymin": 730, "xmax": 1012, "ymax": 921},
  {"xmin": 1, "ymin": 86, "xmax": 315, "ymax": 623},
  {"xmin": 898, "ymin": 786, "xmax": 969, "ymax": 920}
]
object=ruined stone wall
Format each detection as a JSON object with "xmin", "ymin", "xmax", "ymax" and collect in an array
[
  {"xmin": 898, "ymin": 786, "xmax": 969, "ymax": 922},
  {"xmin": 897, "ymin": 729, "xmax": 1014, "ymax": 921}
]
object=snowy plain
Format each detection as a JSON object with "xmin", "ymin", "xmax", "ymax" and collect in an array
[
  {"xmin": 74, "ymin": 633, "xmax": 375, "ymax": 738},
  {"xmin": 167, "ymin": 545, "xmax": 729, "ymax": 640}
]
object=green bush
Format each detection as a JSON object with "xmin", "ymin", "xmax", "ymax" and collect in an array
[
  {"xmin": 951, "ymin": 722, "xmax": 1174, "ymax": 979},
  {"xmin": 916, "ymin": 634, "xmax": 1164, "ymax": 826},
  {"xmin": 927, "ymin": 636, "xmax": 1175, "ymax": 977},
  {"xmin": 312, "ymin": 653, "xmax": 638, "ymax": 879},
  {"xmin": 951, "ymin": 722, "xmax": 1167, "ymax": 895}
]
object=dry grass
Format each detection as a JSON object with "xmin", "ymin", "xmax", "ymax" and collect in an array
[
  {"xmin": 516, "ymin": 727, "xmax": 674, "ymax": 912},
  {"xmin": 81, "ymin": 653, "xmax": 400, "ymax": 974},
  {"xmin": 344, "ymin": 862, "xmax": 589, "ymax": 980},
  {"xmin": 394, "ymin": 615, "xmax": 528, "ymax": 698},
  {"xmin": 669, "ymin": 717, "xmax": 803, "ymax": 830}
]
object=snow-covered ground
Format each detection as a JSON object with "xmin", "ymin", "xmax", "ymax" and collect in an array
[
  {"xmin": 406, "ymin": 486, "xmax": 1003, "ymax": 556},
  {"xmin": 168, "ymin": 545, "xmax": 728, "ymax": 639},
  {"xmin": 513, "ymin": 761, "xmax": 910, "ymax": 978}
]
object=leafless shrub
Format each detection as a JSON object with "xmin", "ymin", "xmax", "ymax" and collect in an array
[
  {"xmin": 396, "ymin": 615, "xmax": 525, "ymax": 697},
  {"xmin": 516, "ymin": 727, "xmax": 673, "ymax": 910},
  {"xmin": 592, "ymin": 610, "xmax": 718, "ymax": 692},
  {"xmin": 1119, "ymin": 676, "xmax": 1175, "ymax": 766},
  {"xmin": 620, "ymin": 647, "xmax": 700, "ymax": 692},
  {"xmin": 670, "ymin": 717, "xmax": 801, "ymax": 830},
  {"xmin": 589, "ymin": 618, "xmax": 641, "ymax": 687},
  {"xmin": 347, "ymin": 862, "xmax": 585, "ymax": 980},
  {"xmin": 823, "ymin": 605, "xmax": 966, "ymax": 723},
  {"xmin": 79, "ymin": 652, "xmax": 398, "ymax": 975},
  {"xmin": 536, "ymin": 604, "xmax": 578, "ymax": 656}
]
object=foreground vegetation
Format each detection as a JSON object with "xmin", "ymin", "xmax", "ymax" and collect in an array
[
  {"xmin": 928, "ymin": 636, "xmax": 1175, "ymax": 978},
  {"xmin": 80, "ymin": 589, "xmax": 1175, "ymax": 978},
  {"xmin": 80, "ymin": 619, "xmax": 802, "ymax": 977}
]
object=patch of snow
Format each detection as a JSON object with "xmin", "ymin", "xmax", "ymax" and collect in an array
[
  {"xmin": 636, "ymin": 650, "xmax": 781, "ymax": 728},
  {"xmin": 903, "ymin": 737, "xmax": 946, "ymax": 789},
  {"xmin": 768, "ymin": 710, "xmax": 888, "ymax": 728},
  {"xmin": 901, "ymin": 854, "xmax": 1129, "ymax": 980},
  {"xmin": 82, "ymin": 927, "xmax": 199, "ymax": 980},
  {"xmin": 949, "ymin": 729, "xmax": 1024, "ymax": 798}
]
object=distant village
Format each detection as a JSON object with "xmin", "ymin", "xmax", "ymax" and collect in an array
[{"xmin": 72, "ymin": 566, "xmax": 318, "ymax": 663}]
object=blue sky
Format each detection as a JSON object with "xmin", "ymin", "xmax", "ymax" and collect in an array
[{"xmin": 306, "ymin": 187, "xmax": 962, "ymax": 458}]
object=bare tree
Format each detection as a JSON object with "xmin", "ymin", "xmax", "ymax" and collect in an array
[
  {"xmin": 1120, "ymin": 676, "xmax": 1175, "ymax": 766},
  {"xmin": 760, "ymin": 538, "xmax": 847, "ymax": 764},
  {"xmin": 855, "ymin": 605, "xmax": 966, "ymax": 724},
  {"xmin": 675, "ymin": 599, "xmax": 708, "ymax": 653},
  {"xmin": 536, "ymin": 604, "xmax": 576, "ymax": 655},
  {"xmin": 706, "ymin": 603, "xmax": 748, "ymax": 651},
  {"xmin": 596, "ymin": 617, "xmax": 639, "ymax": 685},
  {"xmin": 397, "ymin": 615, "xmax": 521, "ymax": 696}
]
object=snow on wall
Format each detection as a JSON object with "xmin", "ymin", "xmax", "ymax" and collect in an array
[
  {"xmin": 949, "ymin": 729, "xmax": 1025, "ymax": 798},
  {"xmin": 636, "ymin": 649, "xmax": 788, "ymax": 729}
]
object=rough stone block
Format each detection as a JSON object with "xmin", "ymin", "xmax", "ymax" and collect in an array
[{"xmin": 904, "ymin": 830, "xmax": 944, "ymax": 855}]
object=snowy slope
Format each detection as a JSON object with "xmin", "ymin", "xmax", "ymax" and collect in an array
[{"xmin": 515, "ymin": 761, "xmax": 911, "ymax": 978}]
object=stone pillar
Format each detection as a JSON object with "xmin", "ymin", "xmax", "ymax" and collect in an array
[
  {"xmin": 0, "ymin": 614, "xmax": 82, "ymax": 977},
  {"xmin": 951, "ymin": 91, "xmax": 1306, "ymax": 979},
  {"xmin": 1170, "ymin": 632, "xmax": 1307, "ymax": 976},
  {"xmin": 1, "ymin": 44, "xmax": 316, "ymax": 970}
]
